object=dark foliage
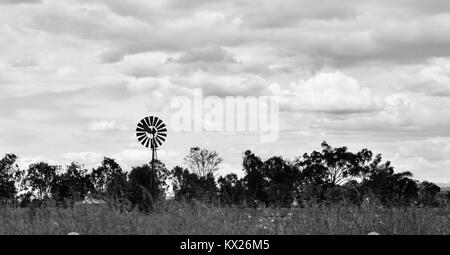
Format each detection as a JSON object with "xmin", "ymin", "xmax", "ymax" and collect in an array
[
  {"xmin": 0, "ymin": 141, "xmax": 448, "ymax": 210},
  {"xmin": 262, "ymin": 156, "xmax": 299, "ymax": 207},
  {"xmin": 51, "ymin": 162, "xmax": 93, "ymax": 206},
  {"xmin": 242, "ymin": 150, "xmax": 266, "ymax": 206},
  {"xmin": 171, "ymin": 166, "xmax": 217, "ymax": 203},
  {"xmin": 23, "ymin": 162, "xmax": 58, "ymax": 201},
  {"xmin": 128, "ymin": 160, "xmax": 169, "ymax": 211},
  {"xmin": 0, "ymin": 154, "xmax": 22, "ymax": 204},
  {"xmin": 218, "ymin": 173, "xmax": 245, "ymax": 206}
]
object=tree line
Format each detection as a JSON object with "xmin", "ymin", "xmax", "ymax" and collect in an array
[{"xmin": 0, "ymin": 142, "xmax": 448, "ymax": 210}]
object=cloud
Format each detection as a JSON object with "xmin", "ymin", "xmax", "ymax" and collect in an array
[
  {"xmin": 297, "ymin": 91, "xmax": 450, "ymax": 139},
  {"xmin": 2, "ymin": 0, "xmax": 450, "ymax": 182},
  {"xmin": 9, "ymin": 58, "xmax": 38, "ymax": 67},
  {"xmin": 115, "ymin": 149, "xmax": 149, "ymax": 162},
  {"xmin": 13, "ymin": 0, "xmax": 450, "ymax": 67},
  {"xmin": 62, "ymin": 151, "xmax": 103, "ymax": 165},
  {"xmin": 173, "ymin": 45, "xmax": 238, "ymax": 64},
  {"xmin": 176, "ymin": 71, "xmax": 271, "ymax": 97},
  {"xmin": 418, "ymin": 58, "xmax": 450, "ymax": 96},
  {"xmin": 88, "ymin": 120, "xmax": 125, "ymax": 131},
  {"xmin": 273, "ymin": 72, "xmax": 383, "ymax": 114},
  {"xmin": 398, "ymin": 137, "xmax": 450, "ymax": 162},
  {"xmin": 0, "ymin": 0, "xmax": 41, "ymax": 5},
  {"xmin": 126, "ymin": 76, "xmax": 173, "ymax": 93},
  {"xmin": 114, "ymin": 148, "xmax": 180, "ymax": 170},
  {"xmin": 16, "ymin": 156, "xmax": 59, "ymax": 169}
]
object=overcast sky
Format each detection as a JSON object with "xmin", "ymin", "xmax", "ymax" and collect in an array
[{"xmin": 1, "ymin": 0, "xmax": 450, "ymax": 183}]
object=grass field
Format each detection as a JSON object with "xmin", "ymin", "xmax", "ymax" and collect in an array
[{"xmin": 1, "ymin": 202, "xmax": 449, "ymax": 235}]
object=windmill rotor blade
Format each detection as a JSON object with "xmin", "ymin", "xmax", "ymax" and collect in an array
[
  {"xmin": 155, "ymin": 118, "xmax": 162, "ymax": 129},
  {"xmin": 137, "ymin": 137, "xmax": 146, "ymax": 145},
  {"xmin": 157, "ymin": 132, "xmax": 167, "ymax": 137},
  {"xmin": 137, "ymin": 132, "xmax": 146, "ymax": 139},
  {"xmin": 139, "ymin": 135, "xmax": 148, "ymax": 143},
  {"xmin": 145, "ymin": 117, "xmax": 151, "ymax": 127},
  {"xmin": 136, "ymin": 116, "xmax": 167, "ymax": 149},
  {"xmin": 144, "ymin": 137, "xmax": 150, "ymax": 148},
  {"xmin": 150, "ymin": 116, "xmax": 155, "ymax": 126},
  {"xmin": 137, "ymin": 122, "xmax": 146, "ymax": 129},
  {"xmin": 156, "ymin": 122, "xmax": 166, "ymax": 130},
  {"xmin": 155, "ymin": 136, "xmax": 163, "ymax": 145},
  {"xmin": 140, "ymin": 120, "xmax": 146, "ymax": 129},
  {"xmin": 156, "ymin": 134, "xmax": 166, "ymax": 142},
  {"xmin": 136, "ymin": 133, "xmax": 147, "ymax": 139}
]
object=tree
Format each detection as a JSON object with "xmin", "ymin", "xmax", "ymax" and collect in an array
[
  {"xmin": 90, "ymin": 157, "xmax": 126, "ymax": 196},
  {"xmin": 0, "ymin": 154, "xmax": 23, "ymax": 204},
  {"xmin": 294, "ymin": 142, "xmax": 419, "ymax": 205},
  {"xmin": 438, "ymin": 190, "xmax": 450, "ymax": 206},
  {"xmin": 358, "ymin": 157, "xmax": 419, "ymax": 205},
  {"xmin": 128, "ymin": 160, "xmax": 169, "ymax": 211},
  {"xmin": 172, "ymin": 166, "xmax": 199, "ymax": 201},
  {"xmin": 184, "ymin": 147, "xmax": 223, "ymax": 177},
  {"xmin": 262, "ymin": 156, "xmax": 299, "ymax": 207},
  {"xmin": 171, "ymin": 166, "xmax": 217, "ymax": 203},
  {"xmin": 218, "ymin": 173, "xmax": 245, "ymax": 206},
  {"xmin": 394, "ymin": 174, "xmax": 419, "ymax": 205},
  {"xmin": 418, "ymin": 181, "xmax": 440, "ymax": 206},
  {"xmin": 242, "ymin": 150, "xmax": 266, "ymax": 206},
  {"xmin": 23, "ymin": 162, "xmax": 58, "ymax": 201},
  {"xmin": 324, "ymin": 181, "xmax": 361, "ymax": 205},
  {"xmin": 298, "ymin": 142, "xmax": 357, "ymax": 187},
  {"xmin": 51, "ymin": 162, "xmax": 93, "ymax": 205},
  {"xmin": 295, "ymin": 150, "xmax": 329, "ymax": 203}
]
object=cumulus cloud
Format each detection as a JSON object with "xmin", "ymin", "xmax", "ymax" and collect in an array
[
  {"xmin": 16, "ymin": 156, "xmax": 59, "ymax": 169},
  {"xmin": 273, "ymin": 72, "xmax": 383, "ymax": 114},
  {"xmin": 62, "ymin": 151, "xmax": 103, "ymax": 165},
  {"xmin": 0, "ymin": 0, "xmax": 41, "ymax": 5},
  {"xmin": 88, "ymin": 120, "xmax": 125, "ymax": 131},
  {"xmin": 178, "ymin": 71, "xmax": 271, "ymax": 96},
  {"xmin": 126, "ymin": 76, "xmax": 174, "ymax": 93},
  {"xmin": 114, "ymin": 148, "xmax": 179, "ymax": 170},
  {"xmin": 398, "ymin": 138, "xmax": 450, "ymax": 162},
  {"xmin": 3, "ymin": 0, "xmax": 447, "ymax": 67},
  {"xmin": 2, "ymin": 0, "xmax": 450, "ymax": 181},
  {"xmin": 418, "ymin": 58, "xmax": 450, "ymax": 96},
  {"xmin": 173, "ymin": 45, "xmax": 238, "ymax": 64}
]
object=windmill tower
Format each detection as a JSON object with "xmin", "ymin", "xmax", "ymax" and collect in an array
[{"xmin": 136, "ymin": 116, "xmax": 167, "ymax": 202}]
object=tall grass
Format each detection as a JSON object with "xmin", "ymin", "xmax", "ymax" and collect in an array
[{"xmin": 0, "ymin": 201, "xmax": 449, "ymax": 234}]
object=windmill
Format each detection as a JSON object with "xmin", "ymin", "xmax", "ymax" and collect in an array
[
  {"xmin": 136, "ymin": 116, "xmax": 167, "ymax": 203},
  {"xmin": 136, "ymin": 115, "xmax": 167, "ymax": 168}
]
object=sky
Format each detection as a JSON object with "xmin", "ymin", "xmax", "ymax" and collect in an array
[{"xmin": 1, "ymin": 0, "xmax": 450, "ymax": 183}]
